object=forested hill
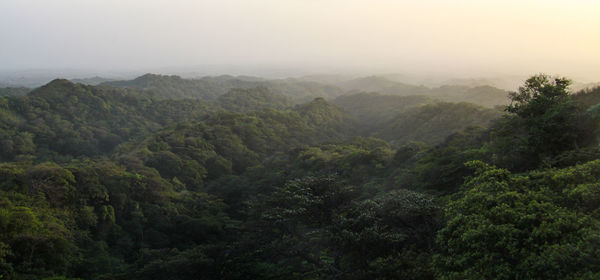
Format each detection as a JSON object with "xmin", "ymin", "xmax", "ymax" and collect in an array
[
  {"xmin": 337, "ymin": 76, "xmax": 430, "ymax": 94},
  {"xmin": 70, "ymin": 76, "xmax": 116, "ymax": 85},
  {"xmin": 0, "ymin": 79, "xmax": 215, "ymax": 161},
  {"xmin": 0, "ymin": 78, "xmax": 504, "ymax": 164},
  {"xmin": 0, "ymin": 79, "xmax": 360, "ymax": 161},
  {"xmin": 375, "ymin": 102, "xmax": 502, "ymax": 145},
  {"xmin": 573, "ymin": 86, "xmax": 600, "ymax": 108},
  {"xmin": 333, "ymin": 92, "xmax": 502, "ymax": 142},
  {"xmin": 2, "ymin": 74, "xmax": 600, "ymax": 279},
  {"xmin": 100, "ymin": 73, "xmax": 510, "ymax": 107},
  {"xmin": 102, "ymin": 74, "xmax": 244, "ymax": 100},
  {"xmin": 116, "ymin": 99, "xmax": 356, "ymax": 189},
  {"xmin": 335, "ymin": 76, "xmax": 509, "ymax": 107},
  {"xmin": 215, "ymin": 87, "xmax": 293, "ymax": 113},
  {"xmin": 333, "ymin": 93, "xmax": 433, "ymax": 126},
  {"xmin": 101, "ymin": 74, "xmax": 345, "ymax": 102},
  {"xmin": 0, "ymin": 87, "xmax": 30, "ymax": 97}
]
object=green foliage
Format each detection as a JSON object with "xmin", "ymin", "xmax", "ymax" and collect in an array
[
  {"xmin": 338, "ymin": 76, "xmax": 429, "ymax": 94},
  {"xmin": 0, "ymin": 87, "xmax": 29, "ymax": 97},
  {"xmin": 435, "ymin": 160, "xmax": 600, "ymax": 279},
  {"xmin": 333, "ymin": 190, "xmax": 441, "ymax": 277},
  {"xmin": 1, "ymin": 74, "xmax": 599, "ymax": 279},
  {"xmin": 216, "ymin": 86, "xmax": 293, "ymax": 113},
  {"xmin": 337, "ymin": 76, "xmax": 509, "ymax": 107},
  {"xmin": 0, "ymin": 198, "xmax": 74, "ymax": 278},
  {"xmin": 237, "ymin": 176, "xmax": 443, "ymax": 279},
  {"xmin": 406, "ymin": 126, "xmax": 490, "ymax": 192},
  {"xmin": 504, "ymin": 74, "xmax": 597, "ymax": 162},
  {"xmin": 102, "ymin": 74, "xmax": 231, "ymax": 100},
  {"xmin": 334, "ymin": 92, "xmax": 432, "ymax": 134},
  {"xmin": 102, "ymin": 74, "xmax": 345, "ymax": 102},
  {"xmin": 572, "ymin": 86, "xmax": 600, "ymax": 108},
  {"xmin": 0, "ymin": 79, "xmax": 214, "ymax": 161},
  {"xmin": 376, "ymin": 102, "xmax": 501, "ymax": 146}
]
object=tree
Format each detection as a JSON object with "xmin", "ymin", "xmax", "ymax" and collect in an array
[
  {"xmin": 435, "ymin": 160, "xmax": 600, "ymax": 279},
  {"xmin": 332, "ymin": 189, "xmax": 441, "ymax": 280},
  {"xmin": 247, "ymin": 175, "xmax": 357, "ymax": 279},
  {"xmin": 504, "ymin": 74, "xmax": 596, "ymax": 163}
]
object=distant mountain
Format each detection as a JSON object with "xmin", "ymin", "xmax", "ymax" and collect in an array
[
  {"xmin": 101, "ymin": 73, "xmax": 219, "ymax": 99},
  {"xmin": 439, "ymin": 76, "xmax": 600, "ymax": 93},
  {"xmin": 333, "ymin": 92, "xmax": 502, "ymax": 145},
  {"xmin": 102, "ymin": 73, "xmax": 346, "ymax": 102},
  {"xmin": 573, "ymin": 86, "xmax": 600, "ymax": 109},
  {"xmin": 297, "ymin": 74, "xmax": 355, "ymax": 85},
  {"xmin": 0, "ymin": 87, "xmax": 30, "ymax": 97},
  {"xmin": 216, "ymin": 87, "xmax": 294, "ymax": 113},
  {"xmin": 439, "ymin": 76, "xmax": 526, "ymax": 91},
  {"xmin": 337, "ymin": 76, "xmax": 429, "ymax": 95},
  {"xmin": 71, "ymin": 76, "xmax": 117, "ymax": 85},
  {"xmin": 266, "ymin": 78, "xmax": 345, "ymax": 102},
  {"xmin": 429, "ymin": 85, "xmax": 509, "ymax": 107},
  {"xmin": 572, "ymin": 82, "xmax": 600, "ymax": 93},
  {"xmin": 0, "ymin": 69, "xmax": 134, "ymax": 87},
  {"xmin": 334, "ymin": 93, "xmax": 433, "ymax": 134},
  {"xmin": 203, "ymin": 74, "xmax": 265, "ymax": 82},
  {"xmin": 333, "ymin": 76, "xmax": 508, "ymax": 107},
  {"xmin": 375, "ymin": 102, "xmax": 502, "ymax": 146},
  {"xmin": 295, "ymin": 97, "xmax": 355, "ymax": 130}
]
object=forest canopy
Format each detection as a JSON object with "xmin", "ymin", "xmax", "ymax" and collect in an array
[{"xmin": 0, "ymin": 74, "xmax": 599, "ymax": 279}]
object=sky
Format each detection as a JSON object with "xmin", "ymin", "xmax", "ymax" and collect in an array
[{"xmin": 1, "ymin": 0, "xmax": 599, "ymax": 81}]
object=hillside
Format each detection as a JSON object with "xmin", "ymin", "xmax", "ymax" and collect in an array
[
  {"xmin": 335, "ymin": 76, "xmax": 509, "ymax": 107},
  {"xmin": 119, "ymin": 100, "xmax": 356, "ymax": 187},
  {"xmin": 216, "ymin": 87, "xmax": 293, "ymax": 112},
  {"xmin": 0, "ymin": 87, "xmax": 29, "ymax": 97},
  {"xmin": 0, "ymin": 79, "xmax": 214, "ymax": 161},
  {"xmin": 429, "ymin": 85, "xmax": 509, "ymax": 107},
  {"xmin": 338, "ymin": 75, "xmax": 430, "ymax": 95},
  {"xmin": 375, "ymin": 102, "xmax": 502, "ymax": 145},
  {"xmin": 333, "ymin": 92, "xmax": 433, "ymax": 133},
  {"xmin": 102, "ymin": 74, "xmax": 346, "ymax": 102},
  {"xmin": 71, "ymin": 76, "xmax": 117, "ymax": 85},
  {"xmin": 102, "ymin": 73, "xmax": 236, "ymax": 100},
  {"xmin": 334, "ymin": 92, "xmax": 501, "ymax": 144},
  {"xmin": 573, "ymin": 86, "xmax": 600, "ymax": 108},
  {"xmin": 2, "ymin": 75, "xmax": 599, "ymax": 280}
]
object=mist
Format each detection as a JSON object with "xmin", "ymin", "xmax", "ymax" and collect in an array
[{"xmin": 1, "ymin": 0, "xmax": 599, "ymax": 81}]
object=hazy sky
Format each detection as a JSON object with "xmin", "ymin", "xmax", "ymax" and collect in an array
[{"xmin": 1, "ymin": 0, "xmax": 599, "ymax": 80}]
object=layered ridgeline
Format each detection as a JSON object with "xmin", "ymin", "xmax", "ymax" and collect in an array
[
  {"xmin": 333, "ymin": 92, "xmax": 502, "ymax": 144},
  {"xmin": 100, "ymin": 73, "xmax": 510, "ymax": 107},
  {"xmin": 116, "ymin": 97, "xmax": 356, "ymax": 188},
  {"xmin": 0, "ymin": 79, "xmax": 215, "ymax": 161},
  {"xmin": 101, "ymin": 74, "xmax": 345, "ymax": 102},
  {"xmin": 0, "ymin": 79, "xmax": 347, "ymax": 162},
  {"xmin": 0, "ymin": 78, "xmax": 504, "ymax": 163},
  {"xmin": 335, "ymin": 75, "xmax": 510, "ymax": 107},
  {"xmin": 1, "ymin": 75, "xmax": 600, "ymax": 279},
  {"xmin": 215, "ymin": 87, "xmax": 294, "ymax": 112}
]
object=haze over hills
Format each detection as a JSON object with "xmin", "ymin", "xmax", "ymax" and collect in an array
[
  {"xmin": 2, "ymin": 73, "xmax": 600, "ymax": 279},
  {"xmin": 71, "ymin": 76, "xmax": 117, "ymax": 85},
  {"xmin": 99, "ymin": 73, "xmax": 346, "ymax": 102},
  {"xmin": 2, "ymin": 0, "xmax": 600, "ymax": 278},
  {"xmin": 93, "ymin": 73, "xmax": 511, "ymax": 108},
  {"xmin": 3, "ymin": 68, "xmax": 598, "ymax": 91},
  {"xmin": 0, "ymin": 75, "xmax": 516, "ymax": 164},
  {"xmin": 3, "ymin": 70, "xmax": 597, "ymax": 109}
]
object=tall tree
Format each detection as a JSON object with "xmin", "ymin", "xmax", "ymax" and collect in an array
[{"xmin": 504, "ymin": 74, "xmax": 596, "ymax": 165}]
